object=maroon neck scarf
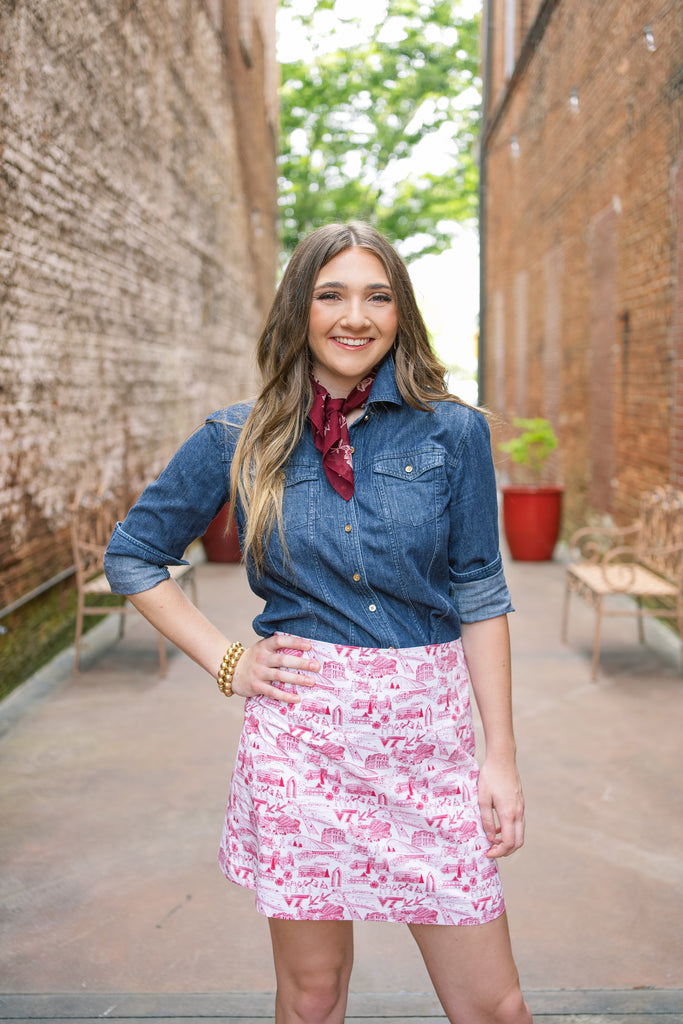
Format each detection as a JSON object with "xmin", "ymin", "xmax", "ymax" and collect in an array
[{"xmin": 309, "ymin": 372, "xmax": 376, "ymax": 500}]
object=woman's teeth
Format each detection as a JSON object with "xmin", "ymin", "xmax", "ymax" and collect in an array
[{"xmin": 334, "ymin": 337, "xmax": 371, "ymax": 347}]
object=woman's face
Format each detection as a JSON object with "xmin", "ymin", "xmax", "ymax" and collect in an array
[{"xmin": 307, "ymin": 247, "xmax": 398, "ymax": 398}]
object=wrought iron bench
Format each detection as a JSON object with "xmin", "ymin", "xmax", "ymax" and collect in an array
[{"xmin": 561, "ymin": 487, "xmax": 683, "ymax": 680}]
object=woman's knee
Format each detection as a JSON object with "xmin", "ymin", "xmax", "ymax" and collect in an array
[
  {"xmin": 279, "ymin": 963, "xmax": 351, "ymax": 1023},
  {"xmin": 490, "ymin": 986, "xmax": 533, "ymax": 1024},
  {"xmin": 269, "ymin": 919, "xmax": 353, "ymax": 1023}
]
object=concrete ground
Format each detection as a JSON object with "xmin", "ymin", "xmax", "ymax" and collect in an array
[{"xmin": 1, "ymin": 551, "xmax": 682, "ymax": 1021}]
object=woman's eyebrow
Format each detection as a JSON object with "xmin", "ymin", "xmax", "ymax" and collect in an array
[{"xmin": 313, "ymin": 281, "xmax": 392, "ymax": 290}]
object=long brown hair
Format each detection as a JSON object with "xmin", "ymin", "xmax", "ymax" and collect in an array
[{"xmin": 231, "ymin": 222, "xmax": 457, "ymax": 571}]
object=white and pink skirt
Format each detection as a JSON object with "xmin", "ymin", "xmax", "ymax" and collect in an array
[{"xmin": 218, "ymin": 637, "xmax": 505, "ymax": 926}]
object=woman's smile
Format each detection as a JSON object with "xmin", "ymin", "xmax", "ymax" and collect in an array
[{"xmin": 331, "ymin": 336, "xmax": 373, "ymax": 348}]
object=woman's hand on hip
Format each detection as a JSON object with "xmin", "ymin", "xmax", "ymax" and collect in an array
[{"xmin": 231, "ymin": 634, "xmax": 320, "ymax": 703}]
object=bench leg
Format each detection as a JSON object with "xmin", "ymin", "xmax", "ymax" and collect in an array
[
  {"xmin": 73, "ymin": 597, "xmax": 85, "ymax": 675},
  {"xmin": 561, "ymin": 580, "xmax": 571, "ymax": 643},
  {"xmin": 591, "ymin": 597, "xmax": 604, "ymax": 682},
  {"xmin": 635, "ymin": 597, "xmax": 645, "ymax": 645}
]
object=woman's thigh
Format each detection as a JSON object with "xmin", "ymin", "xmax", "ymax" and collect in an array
[
  {"xmin": 409, "ymin": 913, "xmax": 532, "ymax": 1024},
  {"xmin": 268, "ymin": 918, "xmax": 354, "ymax": 1022}
]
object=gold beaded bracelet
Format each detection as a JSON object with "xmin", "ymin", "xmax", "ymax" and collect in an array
[{"xmin": 216, "ymin": 641, "xmax": 245, "ymax": 698}]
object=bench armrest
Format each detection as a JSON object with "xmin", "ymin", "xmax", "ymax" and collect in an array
[
  {"xmin": 595, "ymin": 543, "xmax": 683, "ymax": 590},
  {"xmin": 568, "ymin": 523, "xmax": 640, "ymax": 563}
]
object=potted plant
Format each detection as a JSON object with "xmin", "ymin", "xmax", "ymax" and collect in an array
[{"xmin": 498, "ymin": 417, "xmax": 563, "ymax": 561}]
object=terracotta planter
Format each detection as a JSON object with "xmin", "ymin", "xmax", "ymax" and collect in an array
[
  {"xmin": 201, "ymin": 503, "xmax": 242, "ymax": 563},
  {"xmin": 501, "ymin": 486, "xmax": 563, "ymax": 561}
]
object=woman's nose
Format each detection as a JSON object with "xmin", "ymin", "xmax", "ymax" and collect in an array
[{"xmin": 341, "ymin": 297, "xmax": 370, "ymax": 328}]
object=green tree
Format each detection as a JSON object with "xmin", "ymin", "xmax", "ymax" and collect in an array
[{"xmin": 278, "ymin": 0, "xmax": 481, "ymax": 262}]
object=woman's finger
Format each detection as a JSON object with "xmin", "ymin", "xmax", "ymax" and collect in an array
[{"xmin": 230, "ymin": 636, "xmax": 320, "ymax": 701}]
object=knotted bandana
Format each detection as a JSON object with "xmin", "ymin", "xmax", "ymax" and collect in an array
[{"xmin": 309, "ymin": 372, "xmax": 376, "ymax": 500}]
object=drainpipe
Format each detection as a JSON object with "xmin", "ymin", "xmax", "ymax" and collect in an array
[{"xmin": 478, "ymin": 0, "xmax": 494, "ymax": 406}]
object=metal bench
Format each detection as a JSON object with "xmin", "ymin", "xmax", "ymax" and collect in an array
[{"xmin": 561, "ymin": 487, "xmax": 683, "ymax": 679}]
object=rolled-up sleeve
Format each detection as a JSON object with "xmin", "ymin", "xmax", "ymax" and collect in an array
[
  {"xmin": 103, "ymin": 408, "xmax": 246, "ymax": 595},
  {"xmin": 449, "ymin": 557, "xmax": 514, "ymax": 622},
  {"xmin": 447, "ymin": 408, "xmax": 514, "ymax": 622},
  {"xmin": 103, "ymin": 548, "xmax": 175, "ymax": 594}
]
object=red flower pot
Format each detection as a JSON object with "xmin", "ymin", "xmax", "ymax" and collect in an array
[
  {"xmin": 201, "ymin": 503, "xmax": 242, "ymax": 563},
  {"xmin": 502, "ymin": 486, "xmax": 563, "ymax": 561}
]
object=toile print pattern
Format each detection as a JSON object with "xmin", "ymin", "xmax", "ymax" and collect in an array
[{"xmin": 219, "ymin": 637, "xmax": 505, "ymax": 926}]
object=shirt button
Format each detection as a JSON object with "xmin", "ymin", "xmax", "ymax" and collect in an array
[
  {"xmin": 363, "ymin": 414, "xmax": 370, "ymax": 421},
  {"xmin": 349, "ymin": 446, "xmax": 355, "ymax": 453},
  {"xmin": 368, "ymin": 604, "xmax": 377, "ymax": 612},
  {"xmin": 353, "ymin": 573, "xmax": 361, "ymax": 582},
  {"xmin": 405, "ymin": 465, "xmax": 413, "ymax": 473},
  {"xmin": 345, "ymin": 524, "xmax": 352, "ymax": 533}
]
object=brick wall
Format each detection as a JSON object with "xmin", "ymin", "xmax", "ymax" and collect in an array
[
  {"xmin": 481, "ymin": 0, "xmax": 683, "ymax": 533},
  {"xmin": 0, "ymin": 0, "xmax": 278, "ymax": 612}
]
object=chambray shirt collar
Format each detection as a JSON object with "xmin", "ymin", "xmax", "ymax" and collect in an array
[{"xmin": 364, "ymin": 353, "xmax": 402, "ymax": 408}]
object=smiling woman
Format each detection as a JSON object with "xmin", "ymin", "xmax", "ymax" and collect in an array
[
  {"xmin": 308, "ymin": 248, "xmax": 398, "ymax": 398},
  {"xmin": 104, "ymin": 222, "xmax": 531, "ymax": 1024}
]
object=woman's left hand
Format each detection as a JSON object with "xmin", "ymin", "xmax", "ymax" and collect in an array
[{"xmin": 477, "ymin": 757, "xmax": 526, "ymax": 859}]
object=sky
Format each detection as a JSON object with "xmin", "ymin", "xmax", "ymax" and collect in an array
[{"xmin": 276, "ymin": 0, "xmax": 482, "ymax": 402}]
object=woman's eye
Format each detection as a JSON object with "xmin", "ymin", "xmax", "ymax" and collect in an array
[
  {"xmin": 316, "ymin": 292, "xmax": 340, "ymax": 301},
  {"xmin": 370, "ymin": 293, "xmax": 392, "ymax": 303}
]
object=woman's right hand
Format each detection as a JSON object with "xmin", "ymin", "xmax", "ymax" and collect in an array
[{"xmin": 230, "ymin": 634, "xmax": 320, "ymax": 703}]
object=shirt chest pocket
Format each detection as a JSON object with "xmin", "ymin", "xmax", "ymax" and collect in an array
[
  {"xmin": 281, "ymin": 464, "xmax": 321, "ymax": 531},
  {"xmin": 373, "ymin": 452, "xmax": 448, "ymax": 526}
]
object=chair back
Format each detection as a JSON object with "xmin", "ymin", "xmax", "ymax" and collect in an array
[
  {"xmin": 637, "ymin": 487, "xmax": 683, "ymax": 584},
  {"xmin": 70, "ymin": 488, "xmax": 121, "ymax": 587}
]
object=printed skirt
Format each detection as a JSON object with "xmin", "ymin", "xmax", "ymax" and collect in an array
[{"xmin": 218, "ymin": 636, "xmax": 505, "ymax": 925}]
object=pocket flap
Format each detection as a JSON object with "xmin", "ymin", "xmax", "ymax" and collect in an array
[{"xmin": 373, "ymin": 451, "xmax": 445, "ymax": 481}]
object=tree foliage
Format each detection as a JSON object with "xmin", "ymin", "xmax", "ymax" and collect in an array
[{"xmin": 278, "ymin": 0, "xmax": 481, "ymax": 262}]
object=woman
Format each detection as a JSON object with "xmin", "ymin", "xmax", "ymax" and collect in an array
[{"xmin": 104, "ymin": 223, "xmax": 532, "ymax": 1024}]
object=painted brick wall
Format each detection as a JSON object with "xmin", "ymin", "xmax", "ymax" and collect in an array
[
  {"xmin": 482, "ymin": 0, "xmax": 683, "ymax": 533},
  {"xmin": 0, "ymin": 0, "xmax": 278, "ymax": 611}
]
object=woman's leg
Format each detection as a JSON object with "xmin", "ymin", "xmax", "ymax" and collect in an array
[
  {"xmin": 268, "ymin": 918, "xmax": 354, "ymax": 1024},
  {"xmin": 409, "ymin": 912, "xmax": 532, "ymax": 1024}
]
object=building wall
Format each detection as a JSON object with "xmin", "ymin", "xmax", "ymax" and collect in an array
[
  {"xmin": 481, "ymin": 0, "xmax": 683, "ymax": 533},
  {"xmin": 0, "ymin": 0, "xmax": 279, "ymax": 614}
]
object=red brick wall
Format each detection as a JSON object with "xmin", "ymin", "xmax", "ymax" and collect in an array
[
  {"xmin": 482, "ymin": 0, "xmax": 683, "ymax": 533},
  {"xmin": 0, "ymin": 0, "xmax": 278, "ymax": 610}
]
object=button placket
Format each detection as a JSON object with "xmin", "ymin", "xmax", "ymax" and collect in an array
[
  {"xmin": 339, "ymin": 496, "xmax": 380, "ymax": 616},
  {"xmin": 336, "ymin": 431, "xmax": 392, "ymax": 637}
]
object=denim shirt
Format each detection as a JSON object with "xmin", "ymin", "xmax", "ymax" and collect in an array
[{"xmin": 104, "ymin": 356, "xmax": 512, "ymax": 648}]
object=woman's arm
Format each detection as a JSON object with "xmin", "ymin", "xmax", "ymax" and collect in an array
[
  {"xmin": 460, "ymin": 614, "xmax": 525, "ymax": 859},
  {"xmin": 128, "ymin": 578, "xmax": 319, "ymax": 703}
]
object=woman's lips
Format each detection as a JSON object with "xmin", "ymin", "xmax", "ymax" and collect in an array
[{"xmin": 331, "ymin": 336, "xmax": 373, "ymax": 348}]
